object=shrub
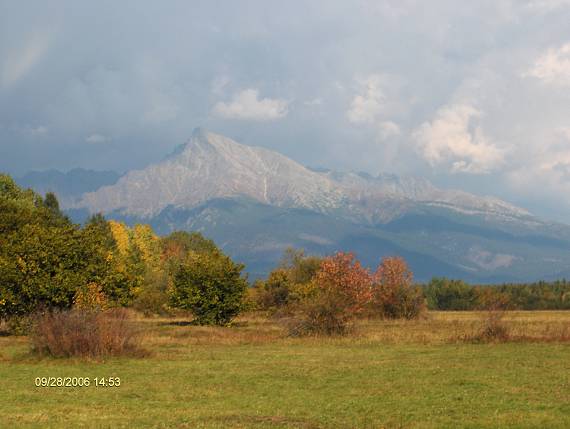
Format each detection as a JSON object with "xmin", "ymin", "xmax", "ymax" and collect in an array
[
  {"xmin": 287, "ymin": 291, "xmax": 353, "ymax": 336},
  {"xmin": 31, "ymin": 308, "xmax": 143, "ymax": 358},
  {"xmin": 314, "ymin": 252, "xmax": 373, "ymax": 314},
  {"xmin": 372, "ymin": 257, "xmax": 425, "ymax": 319},
  {"xmin": 289, "ymin": 252, "xmax": 373, "ymax": 336},
  {"xmin": 168, "ymin": 251, "xmax": 248, "ymax": 326},
  {"xmin": 462, "ymin": 293, "xmax": 511, "ymax": 343},
  {"xmin": 478, "ymin": 311, "xmax": 510, "ymax": 342},
  {"xmin": 464, "ymin": 308, "xmax": 510, "ymax": 343}
]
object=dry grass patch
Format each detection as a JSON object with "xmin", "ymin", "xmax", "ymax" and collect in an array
[
  {"xmin": 351, "ymin": 311, "xmax": 570, "ymax": 345},
  {"xmin": 140, "ymin": 313, "xmax": 284, "ymax": 354}
]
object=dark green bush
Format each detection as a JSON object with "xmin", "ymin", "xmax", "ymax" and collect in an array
[{"xmin": 169, "ymin": 251, "xmax": 248, "ymax": 325}]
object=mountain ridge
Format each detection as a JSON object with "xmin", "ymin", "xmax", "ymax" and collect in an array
[
  {"xmin": 75, "ymin": 129, "xmax": 533, "ymax": 226},
  {"xmin": 20, "ymin": 128, "xmax": 570, "ymax": 281}
]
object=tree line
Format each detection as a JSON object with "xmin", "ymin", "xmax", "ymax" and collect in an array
[
  {"xmin": 0, "ymin": 174, "xmax": 247, "ymax": 330},
  {"xmin": 1, "ymin": 172, "xmax": 569, "ymax": 336},
  {"xmin": 424, "ymin": 277, "xmax": 570, "ymax": 311}
]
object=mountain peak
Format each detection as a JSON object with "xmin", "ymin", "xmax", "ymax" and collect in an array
[
  {"xmin": 78, "ymin": 130, "xmax": 345, "ymax": 217},
  {"xmin": 168, "ymin": 128, "xmax": 221, "ymax": 158},
  {"xmin": 180, "ymin": 128, "xmax": 244, "ymax": 156},
  {"xmin": 76, "ymin": 130, "xmax": 532, "ymax": 224}
]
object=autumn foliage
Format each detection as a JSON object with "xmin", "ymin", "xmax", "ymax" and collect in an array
[
  {"xmin": 74, "ymin": 283, "xmax": 108, "ymax": 311},
  {"xmin": 314, "ymin": 252, "xmax": 373, "ymax": 314},
  {"xmin": 372, "ymin": 257, "xmax": 425, "ymax": 320},
  {"xmin": 288, "ymin": 252, "xmax": 426, "ymax": 336},
  {"xmin": 290, "ymin": 252, "xmax": 373, "ymax": 335}
]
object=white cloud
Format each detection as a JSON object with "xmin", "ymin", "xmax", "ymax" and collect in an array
[
  {"xmin": 212, "ymin": 89, "xmax": 288, "ymax": 121},
  {"xmin": 413, "ymin": 104, "xmax": 505, "ymax": 174},
  {"xmin": 525, "ymin": 43, "xmax": 570, "ymax": 86},
  {"xmin": 378, "ymin": 121, "xmax": 401, "ymax": 139},
  {"xmin": 513, "ymin": 128, "xmax": 570, "ymax": 182},
  {"xmin": 506, "ymin": 128, "xmax": 570, "ymax": 215},
  {"xmin": 347, "ymin": 75, "xmax": 386, "ymax": 124},
  {"xmin": 85, "ymin": 133, "xmax": 109, "ymax": 144}
]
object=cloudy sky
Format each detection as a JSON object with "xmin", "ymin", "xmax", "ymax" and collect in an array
[{"xmin": 1, "ymin": 0, "xmax": 570, "ymax": 221}]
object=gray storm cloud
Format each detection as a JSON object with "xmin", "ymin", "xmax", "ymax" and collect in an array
[{"xmin": 1, "ymin": 0, "xmax": 570, "ymax": 221}]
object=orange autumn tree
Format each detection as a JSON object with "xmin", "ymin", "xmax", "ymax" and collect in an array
[
  {"xmin": 292, "ymin": 252, "xmax": 374, "ymax": 336},
  {"xmin": 373, "ymin": 256, "xmax": 425, "ymax": 319},
  {"xmin": 315, "ymin": 252, "xmax": 374, "ymax": 313}
]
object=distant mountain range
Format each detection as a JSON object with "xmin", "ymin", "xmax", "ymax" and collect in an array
[
  {"xmin": 17, "ymin": 168, "xmax": 121, "ymax": 206},
  {"xmin": 19, "ymin": 129, "xmax": 570, "ymax": 282}
]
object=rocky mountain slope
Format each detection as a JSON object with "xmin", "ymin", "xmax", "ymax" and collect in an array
[
  {"xmin": 76, "ymin": 128, "xmax": 531, "ymax": 225},
  {"xmin": 65, "ymin": 129, "xmax": 570, "ymax": 282}
]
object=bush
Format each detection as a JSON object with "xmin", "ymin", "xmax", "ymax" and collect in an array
[
  {"xmin": 31, "ymin": 308, "xmax": 143, "ymax": 358},
  {"xmin": 289, "ymin": 252, "xmax": 373, "ymax": 336},
  {"xmin": 463, "ymin": 308, "xmax": 510, "ymax": 343},
  {"xmin": 372, "ymin": 257, "xmax": 425, "ymax": 319},
  {"xmin": 462, "ymin": 293, "xmax": 511, "ymax": 343},
  {"xmin": 169, "ymin": 251, "xmax": 248, "ymax": 326},
  {"xmin": 421, "ymin": 278, "xmax": 570, "ymax": 311},
  {"xmin": 287, "ymin": 291, "xmax": 353, "ymax": 336}
]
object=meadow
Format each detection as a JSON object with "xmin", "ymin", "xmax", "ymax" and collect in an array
[{"xmin": 1, "ymin": 311, "xmax": 569, "ymax": 428}]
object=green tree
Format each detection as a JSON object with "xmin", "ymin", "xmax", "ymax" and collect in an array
[
  {"xmin": 81, "ymin": 214, "xmax": 139, "ymax": 306},
  {"xmin": 43, "ymin": 192, "xmax": 62, "ymax": 216},
  {"xmin": 0, "ymin": 177, "xmax": 88, "ymax": 319},
  {"xmin": 424, "ymin": 277, "xmax": 476, "ymax": 310},
  {"xmin": 279, "ymin": 247, "xmax": 322, "ymax": 285},
  {"xmin": 0, "ymin": 223, "xmax": 88, "ymax": 318},
  {"xmin": 169, "ymin": 251, "xmax": 248, "ymax": 325},
  {"xmin": 0, "ymin": 177, "xmax": 127, "ymax": 319}
]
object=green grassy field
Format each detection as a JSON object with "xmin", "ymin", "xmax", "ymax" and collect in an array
[{"xmin": 1, "ymin": 312, "xmax": 569, "ymax": 428}]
